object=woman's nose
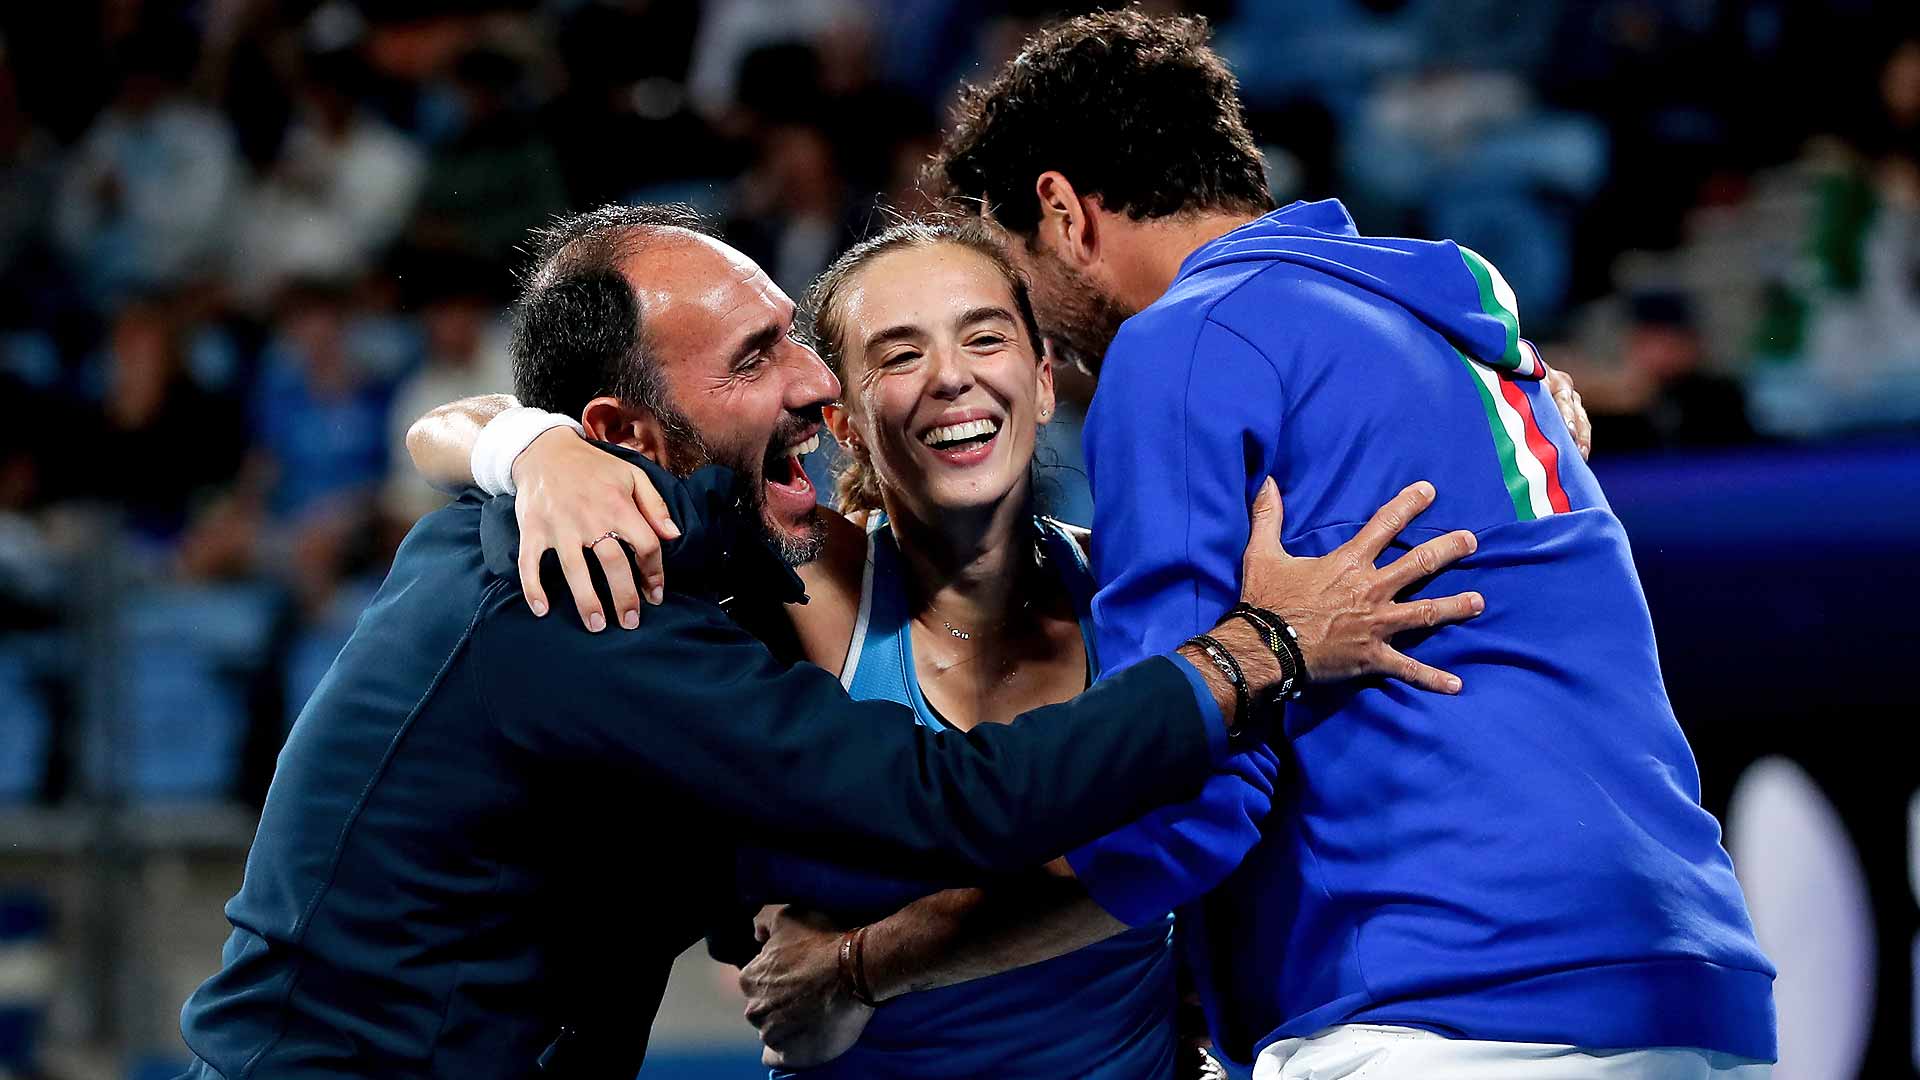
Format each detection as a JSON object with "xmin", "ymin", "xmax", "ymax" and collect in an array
[{"xmin": 928, "ymin": 347, "xmax": 973, "ymax": 398}]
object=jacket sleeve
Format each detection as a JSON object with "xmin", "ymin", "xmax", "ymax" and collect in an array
[
  {"xmin": 1066, "ymin": 315, "xmax": 1290, "ymax": 922},
  {"xmin": 467, "ymin": 583, "xmax": 1226, "ymax": 878}
]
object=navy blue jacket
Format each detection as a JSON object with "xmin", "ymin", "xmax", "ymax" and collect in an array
[{"xmin": 178, "ymin": 447, "xmax": 1223, "ymax": 1080}]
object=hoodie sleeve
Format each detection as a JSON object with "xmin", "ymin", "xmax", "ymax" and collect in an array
[{"xmin": 1066, "ymin": 315, "xmax": 1289, "ymax": 922}]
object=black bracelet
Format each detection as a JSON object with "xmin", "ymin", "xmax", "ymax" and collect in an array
[
  {"xmin": 1188, "ymin": 632, "xmax": 1251, "ymax": 733},
  {"xmin": 1229, "ymin": 604, "xmax": 1310, "ymax": 700}
]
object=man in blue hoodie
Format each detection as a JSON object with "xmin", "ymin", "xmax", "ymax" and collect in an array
[{"xmin": 742, "ymin": 10, "xmax": 1775, "ymax": 1078}]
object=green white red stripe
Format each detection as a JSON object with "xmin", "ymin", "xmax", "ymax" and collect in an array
[
  {"xmin": 1457, "ymin": 246, "xmax": 1542, "ymax": 378},
  {"xmin": 1451, "ymin": 245, "xmax": 1569, "ymax": 520},
  {"xmin": 1457, "ymin": 350, "xmax": 1570, "ymax": 519}
]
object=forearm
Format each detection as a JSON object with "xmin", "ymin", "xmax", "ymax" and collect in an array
[
  {"xmin": 1176, "ymin": 620, "xmax": 1282, "ymax": 724},
  {"xmin": 405, "ymin": 393, "xmax": 519, "ymax": 493},
  {"xmin": 862, "ymin": 873, "xmax": 1126, "ymax": 1001}
]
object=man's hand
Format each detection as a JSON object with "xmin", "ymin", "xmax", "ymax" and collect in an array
[
  {"xmin": 1546, "ymin": 365, "xmax": 1592, "ymax": 461},
  {"xmin": 740, "ymin": 905, "xmax": 874, "ymax": 1069},
  {"xmin": 511, "ymin": 428, "xmax": 680, "ymax": 630},
  {"xmin": 1235, "ymin": 479, "xmax": 1482, "ymax": 694}
]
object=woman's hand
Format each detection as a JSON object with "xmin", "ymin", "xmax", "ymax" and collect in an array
[
  {"xmin": 511, "ymin": 429, "xmax": 681, "ymax": 630},
  {"xmin": 1545, "ymin": 365, "xmax": 1592, "ymax": 461},
  {"xmin": 740, "ymin": 905, "xmax": 874, "ymax": 1069}
]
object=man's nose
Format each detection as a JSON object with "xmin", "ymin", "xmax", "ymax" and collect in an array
[{"xmin": 782, "ymin": 338, "xmax": 841, "ymax": 410}]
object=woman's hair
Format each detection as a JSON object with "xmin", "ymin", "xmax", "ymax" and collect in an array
[{"xmin": 804, "ymin": 216, "xmax": 1046, "ymax": 514}]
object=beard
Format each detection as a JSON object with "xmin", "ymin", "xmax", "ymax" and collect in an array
[
  {"xmin": 1027, "ymin": 251, "xmax": 1136, "ymax": 377},
  {"xmin": 655, "ymin": 395, "xmax": 828, "ymax": 567}
]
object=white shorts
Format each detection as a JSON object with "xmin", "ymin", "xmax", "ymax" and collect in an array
[{"xmin": 1252, "ymin": 1024, "xmax": 1773, "ymax": 1080}]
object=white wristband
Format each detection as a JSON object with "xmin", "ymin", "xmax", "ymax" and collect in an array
[{"xmin": 472, "ymin": 405, "xmax": 584, "ymax": 496}]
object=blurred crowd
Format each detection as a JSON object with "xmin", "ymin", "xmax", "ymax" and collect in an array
[{"xmin": 1, "ymin": 0, "xmax": 1919, "ymax": 813}]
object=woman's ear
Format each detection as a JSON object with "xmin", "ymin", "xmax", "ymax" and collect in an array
[
  {"xmin": 824, "ymin": 402, "xmax": 858, "ymax": 451},
  {"xmin": 1035, "ymin": 344, "xmax": 1057, "ymax": 424}
]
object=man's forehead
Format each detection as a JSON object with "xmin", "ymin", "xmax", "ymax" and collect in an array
[{"xmin": 621, "ymin": 233, "xmax": 788, "ymax": 340}]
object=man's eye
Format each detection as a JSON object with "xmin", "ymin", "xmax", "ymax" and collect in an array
[{"xmin": 968, "ymin": 334, "xmax": 1006, "ymax": 349}]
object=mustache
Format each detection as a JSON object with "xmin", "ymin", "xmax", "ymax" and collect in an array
[{"xmin": 769, "ymin": 405, "xmax": 825, "ymax": 447}]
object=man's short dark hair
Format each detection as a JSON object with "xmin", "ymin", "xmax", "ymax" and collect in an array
[
  {"xmin": 932, "ymin": 9, "xmax": 1276, "ymax": 237},
  {"xmin": 508, "ymin": 203, "xmax": 713, "ymax": 419}
]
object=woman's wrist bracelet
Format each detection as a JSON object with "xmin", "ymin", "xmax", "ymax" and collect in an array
[{"xmin": 838, "ymin": 926, "xmax": 879, "ymax": 1007}]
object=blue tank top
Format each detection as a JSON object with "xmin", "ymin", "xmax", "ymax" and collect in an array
[{"xmin": 773, "ymin": 515, "xmax": 1179, "ymax": 1080}]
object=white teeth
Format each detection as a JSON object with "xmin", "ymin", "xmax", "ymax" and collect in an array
[
  {"xmin": 784, "ymin": 433, "xmax": 821, "ymax": 457},
  {"xmin": 921, "ymin": 418, "xmax": 1001, "ymax": 447}
]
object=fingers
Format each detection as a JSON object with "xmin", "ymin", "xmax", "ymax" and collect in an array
[
  {"xmin": 628, "ymin": 468, "xmax": 683, "ymax": 544},
  {"xmin": 588, "ymin": 534, "xmax": 641, "ymax": 630},
  {"xmin": 1248, "ymin": 477, "xmax": 1283, "ymax": 542},
  {"xmin": 1345, "ymin": 481, "xmax": 1436, "ymax": 563},
  {"xmin": 1548, "ymin": 368, "xmax": 1592, "ymax": 461},
  {"xmin": 753, "ymin": 904, "xmax": 782, "ymax": 943},
  {"xmin": 1382, "ymin": 590, "xmax": 1485, "ymax": 634},
  {"xmin": 1375, "ymin": 529, "xmax": 1478, "ymax": 593},
  {"xmin": 618, "ymin": 505, "xmax": 665, "ymax": 609},
  {"xmin": 1240, "ymin": 478, "xmax": 1290, "ymax": 577},
  {"xmin": 557, "ymin": 545, "xmax": 606, "ymax": 632},
  {"xmin": 1378, "ymin": 645, "xmax": 1463, "ymax": 694},
  {"xmin": 518, "ymin": 531, "xmax": 551, "ymax": 618}
]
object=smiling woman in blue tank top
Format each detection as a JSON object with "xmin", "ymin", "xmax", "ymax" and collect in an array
[{"xmin": 728, "ymin": 221, "xmax": 1188, "ymax": 1080}]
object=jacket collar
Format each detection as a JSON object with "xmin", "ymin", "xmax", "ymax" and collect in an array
[{"xmin": 479, "ymin": 442, "xmax": 807, "ymax": 607}]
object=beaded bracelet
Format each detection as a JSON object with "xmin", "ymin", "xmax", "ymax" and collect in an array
[
  {"xmin": 1228, "ymin": 603, "xmax": 1310, "ymax": 700},
  {"xmin": 1187, "ymin": 632, "xmax": 1251, "ymax": 730}
]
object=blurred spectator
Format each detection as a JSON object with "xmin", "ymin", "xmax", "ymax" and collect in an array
[
  {"xmin": 405, "ymin": 46, "xmax": 567, "ymax": 274},
  {"xmin": 232, "ymin": 47, "xmax": 425, "ymax": 308},
  {"xmin": 0, "ymin": 374, "xmax": 61, "ymax": 627},
  {"xmin": 726, "ymin": 119, "xmax": 859, "ymax": 298},
  {"xmin": 52, "ymin": 32, "xmax": 238, "ymax": 306},
  {"xmin": 64, "ymin": 297, "xmax": 247, "ymax": 563},
  {"xmin": 385, "ymin": 267, "xmax": 511, "ymax": 523},
  {"xmin": 542, "ymin": 0, "xmax": 733, "ymax": 208},
  {"xmin": 248, "ymin": 281, "xmax": 396, "ymax": 614},
  {"xmin": 687, "ymin": 0, "xmax": 866, "ymax": 119},
  {"xmin": 1745, "ymin": 33, "xmax": 1920, "ymax": 436},
  {"xmin": 0, "ymin": 38, "xmax": 68, "ymax": 326},
  {"xmin": 1587, "ymin": 290, "xmax": 1756, "ymax": 452}
]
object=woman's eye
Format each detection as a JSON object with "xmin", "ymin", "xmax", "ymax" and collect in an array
[{"xmin": 882, "ymin": 350, "xmax": 920, "ymax": 367}]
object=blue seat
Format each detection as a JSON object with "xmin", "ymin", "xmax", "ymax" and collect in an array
[
  {"xmin": 84, "ymin": 586, "xmax": 278, "ymax": 800},
  {"xmin": 284, "ymin": 579, "xmax": 382, "ymax": 725},
  {"xmin": 0, "ymin": 647, "xmax": 51, "ymax": 804},
  {"xmin": 0, "ymin": 890, "xmax": 50, "ymax": 1071}
]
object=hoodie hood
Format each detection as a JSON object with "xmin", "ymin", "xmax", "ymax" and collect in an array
[{"xmin": 1177, "ymin": 199, "xmax": 1545, "ymax": 380}]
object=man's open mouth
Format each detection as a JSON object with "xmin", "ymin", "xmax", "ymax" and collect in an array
[{"xmin": 763, "ymin": 429, "xmax": 821, "ymax": 502}]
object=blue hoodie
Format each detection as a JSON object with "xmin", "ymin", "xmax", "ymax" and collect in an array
[{"xmin": 1066, "ymin": 200, "xmax": 1776, "ymax": 1065}]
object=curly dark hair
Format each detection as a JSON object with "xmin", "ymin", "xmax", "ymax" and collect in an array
[{"xmin": 932, "ymin": 9, "xmax": 1276, "ymax": 237}]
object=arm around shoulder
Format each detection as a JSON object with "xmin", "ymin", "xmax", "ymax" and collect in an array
[{"xmin": 468, "ymin": 584, "xmax": 1223, "ymax": 877}]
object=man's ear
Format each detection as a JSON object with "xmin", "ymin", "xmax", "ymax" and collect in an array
[
  {"xmin": 1034, "ymin": 171, "xmax": 1099, "ymax": 269},
  {"xmin": 582, "ymin": 396, "xmax": 666, "ymax": 460}
]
